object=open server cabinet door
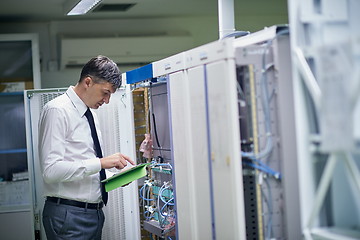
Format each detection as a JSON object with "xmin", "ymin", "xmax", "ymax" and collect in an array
[
  {"xmin": 24, "ymin": 86, "xmax": 141, "ymax": 240},
  {"xmin": 176, "ymin": 39, "xmax": 246, "ymax": 240}
]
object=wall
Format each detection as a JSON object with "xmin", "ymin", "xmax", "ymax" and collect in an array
[{"xmin": 0, "ymin": 13, "xmax": 288, "ymax": 88}]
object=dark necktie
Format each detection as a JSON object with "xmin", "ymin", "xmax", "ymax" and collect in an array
[{"xmin": 84, "ymin": 108, "xmax": 108, "ymax": 205}]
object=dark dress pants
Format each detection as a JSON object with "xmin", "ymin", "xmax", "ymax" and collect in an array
[{"xmin": 42, "ymin": 200, "xmax": 105, "ymax": 240}]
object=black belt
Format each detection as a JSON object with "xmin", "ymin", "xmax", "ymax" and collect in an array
[{"xmin": 47, "ymin": 197, "xmax": 103, "ymax": 210}]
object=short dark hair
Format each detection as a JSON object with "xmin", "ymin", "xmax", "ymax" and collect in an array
[{"xmin": 80, "ymin": 55, "xmax": 122, "ymax": 89}]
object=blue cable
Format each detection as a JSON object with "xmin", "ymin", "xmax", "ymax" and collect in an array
[
  {"xmin": 242, "ymin": 152, "xmax": 281, "ymax": 179},
  {"xmin": 242, "ymin": 161, "xmax": 281, "ymax": 180},
  {"xmin": 246, "ymin": 161, "xmax": 279, "ymax": 177},
  {"xmin": 160, "ymin": 198, "xmax": 175, "ymax": 217},
  {"xmin": 159, "ymin": 187, "xmax": 174, "ymax": 205},
  {"xmin": 139, "ymin": 185, "xmax": 154, "ymax": 201},
  {"xmin": 143, "ymin": 210, "xmax": 153, "ymax": 220}
]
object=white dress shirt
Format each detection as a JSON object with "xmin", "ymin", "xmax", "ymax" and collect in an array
[{"xmin": 38, "ymin": 86, "xmax": 103, "ymax": 203}]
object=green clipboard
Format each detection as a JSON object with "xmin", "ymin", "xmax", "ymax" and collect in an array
[{"xmin": 101, "ymin": 163, "xmax": 151, "ymax": 192}]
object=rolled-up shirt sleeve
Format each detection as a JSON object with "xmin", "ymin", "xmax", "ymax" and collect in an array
[{"xmin": 39, "ymin": 107, "xmax": 101, "ymax": 184}]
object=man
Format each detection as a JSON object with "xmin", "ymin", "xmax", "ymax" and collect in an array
[{"xmin": 38, "ymin": 55, "xmax": 135, "ymax": 240}]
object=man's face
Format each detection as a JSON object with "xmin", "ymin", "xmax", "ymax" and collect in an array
[{"xmin": 85, "ymin": 78, "xmax": 116, "ymax": 109}]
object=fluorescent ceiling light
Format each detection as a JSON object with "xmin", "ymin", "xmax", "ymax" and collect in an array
[{"xmin": 64, "ymin": 0, "xmax": 103, "ymax": 16}]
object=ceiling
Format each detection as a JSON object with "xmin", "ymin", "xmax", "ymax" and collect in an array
[
  {"xmin": 0, "ymin": 0, "xmax": 218, "ymax": 22},
  {"xmin": 0, "ymin": 0, "xmax": 288, "ymax": 23}
]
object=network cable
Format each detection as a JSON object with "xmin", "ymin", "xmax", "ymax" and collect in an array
[
  {"xmin": 140, "ymin": 184, "xmax": 154, "ymax": 202},
  {"xmin": 157, "ymin": 181, "xmax": 175, "ymax": 228},
  {"xmin": 242, "ymin": 160, "xmax": 281, "ymax": 180},
  {"xmin": 264, "ymin": 178, "xmax": 274, "ymax": 239}
]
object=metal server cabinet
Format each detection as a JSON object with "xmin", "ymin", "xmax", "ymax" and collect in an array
[
  {"xmin": 234, "ymin": 26, "xmax": 300, "ymax": 239},
  {"xmin": 153, "ymin": 51, "xmax": 216, "ymax": 240},
  {"xmin": 133, "ymin": 38, "xmax": 247, "ymax": 240},
  {"xmin": 24, "ymin": 85, "xmax": 141, "ymax": 240},
  {"xmin": 125, "ymin": 64, "xmax": 177, "ymax": 240},
  {"xmin": 162, "ymin": 39, "xmax": 247, "ymax": 240},
  {"xmin": 152, "ymin": 53, "xmax": 190, "ymax": 239},
  {"xmin": 183, "ymin": 39, "xmax": 247, "ymax": 240}
]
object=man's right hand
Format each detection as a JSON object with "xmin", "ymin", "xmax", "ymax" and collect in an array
[{"xmin": 100, "ymin": 153, "xmax": 135, "ymax": 170}]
